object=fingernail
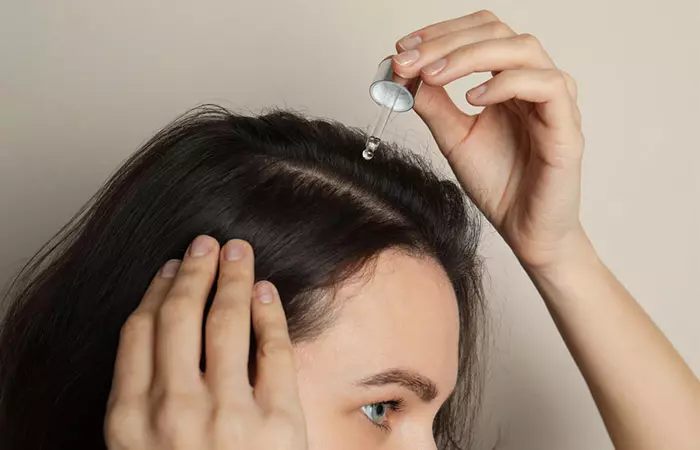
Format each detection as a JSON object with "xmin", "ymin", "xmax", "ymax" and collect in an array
[
  {"xmin": 398, "ymin": 35, "xmax": 422, "ymax": 50},
  {"xmin": 160, "ymin": 259, "xmax": 181, "ymax": 278},
  {"xmin": 189, "ymin": 235, "xmax": 213, "ymax": 257},
  {"xmin": 224, "ymin": 240, "xmax": 246, "ymax": 261},
  {"xmin": 468, "ymin": 83, "xmax": 487, "ymax": 99},
  {"xmin": 393, "ymin": 49, "xmax": 419, "ymax": 66},
  {"xmin": 421, "ymin": 58, "xmax": 446, "ymax": 75},
  {"xmin": 255, "ymin": 282, "xmax": 275, "ymax": 304}
]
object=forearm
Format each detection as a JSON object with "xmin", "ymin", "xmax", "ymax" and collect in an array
[{"xmin": 522, "ymin": 230, "xmax": 700, "ymax": 450}]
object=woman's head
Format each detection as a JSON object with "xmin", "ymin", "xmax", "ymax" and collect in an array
[{"xmin": 0, "ymin": 105, "xmax": 484, "ymax": 449}]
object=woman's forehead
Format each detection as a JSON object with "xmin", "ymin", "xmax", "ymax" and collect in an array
[{"xmin": 295, "ymin": 250, "xmax": 460, "ymax": 390}]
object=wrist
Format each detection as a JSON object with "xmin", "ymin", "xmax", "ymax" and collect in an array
[
  {"xmin": 519, "ymin": 228, "xmax": 609, "ymax": 311},
  {"xmin": 519, "ymin": 226, "xmax": 602, "ymax": 283}
]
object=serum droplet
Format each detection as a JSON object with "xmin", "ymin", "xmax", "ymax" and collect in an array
[{"xmin": 362, "ymin": 135, "xmax": 381, "ymax": 161}]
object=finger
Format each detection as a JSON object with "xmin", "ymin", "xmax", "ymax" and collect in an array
[
  {"xmin": 109, "ymin": 259, "xmax": 181, "ymax": 401},
  {"xmin": 561, "ymin": 70, "xmax": 583, "ymax": 128},
  {"xmin": 561, "ymin": 70, "xmax": 579, "ymax": 101},
  {"xmin": 466, "ymin": 69, "xmax": 579, "ymax": 133},
  {"xmin": 396, "ymin": 10, "xmax": 502, "ymax": 51},
  {"xmin": 155, "ymin": 235, "xmax": 220, "ymax": 390},
  {"xmin": 397, "ymin": 34, "xmax": 555, "ymax": 84},
  {"xmin": 250, "ymin": 281, "xmax": 300, "ymax": 413},
  {"xmin": 205, "ymin": 239, "xmax": 255, "ymax": 402},
  {"xmin": 393, "ymin": 21, "xmax": 516, "ymax": 73},
  {"xmin": 411, "ymin": 83, "xmax": 476, "ymax": 160}
]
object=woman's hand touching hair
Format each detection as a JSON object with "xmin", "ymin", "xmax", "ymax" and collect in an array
[
  {"xmin": 393, "ymin": 10, "xmax": 586, "ymax": 270},
  {"xmin": 104, "ymin": 236, "xmax": 308, "ymax": 450}
]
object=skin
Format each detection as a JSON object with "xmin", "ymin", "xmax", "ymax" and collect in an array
[
  {"xmin": 294, "ymin": 250, "xmax": 459, "ymax": 449},
  {"xmin": 105, "ymin": 10, "xmax": 700, "ymax": 450}
]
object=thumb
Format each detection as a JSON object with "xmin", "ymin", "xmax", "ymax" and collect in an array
[{"xmin": 412, "ymin": 83, "xmax": 474, "ymax": 158}]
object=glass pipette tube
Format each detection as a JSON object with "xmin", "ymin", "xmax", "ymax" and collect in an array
[{"xmin": 362, "ymin": 87, "xmax": 401, "ymax": 160}]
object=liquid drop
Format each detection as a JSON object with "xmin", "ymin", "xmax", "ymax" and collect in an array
[{"xmin": 362, "ymin": 135, "xmax": 381, "ymax": 161}]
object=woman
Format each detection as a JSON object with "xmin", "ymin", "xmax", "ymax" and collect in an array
[{"xmin": 1, "ymin": 10, "xmax": 698, "ymax": 450}]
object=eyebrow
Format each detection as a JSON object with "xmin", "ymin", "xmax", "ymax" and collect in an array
[{"xmin": 355, "ymin": 368, "xmax": 439, "ymax": 403}]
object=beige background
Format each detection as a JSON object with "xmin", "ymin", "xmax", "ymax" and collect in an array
[{"xmin": 1, "ymin": 1, "xmax": 698, "ymax": 449}]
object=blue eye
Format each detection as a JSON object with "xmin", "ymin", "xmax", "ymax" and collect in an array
[
  {"xmin": 360, "ymin": 398, "xmax": 404, "ymax": 432},
  {"xmin": 362, "ymin": 403, "xmax": 389, "ymax": 424}
]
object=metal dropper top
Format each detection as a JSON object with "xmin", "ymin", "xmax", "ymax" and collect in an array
[{"xmin": 363, "ymin": 56, "xmax": 423, "ymax": 160}]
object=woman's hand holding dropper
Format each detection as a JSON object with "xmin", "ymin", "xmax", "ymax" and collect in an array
[
  {"xmin": 392, "ymin": 10, "xmax": 585, "ymax": 270},
  {"xmin": 395, "ymin": 10, "xmax": 700, "ymax": 450}
]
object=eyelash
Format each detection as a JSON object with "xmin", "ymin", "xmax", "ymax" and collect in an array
[{"xmin": 365, "ymin": 397, "xmax": 405, "ymax": 433}]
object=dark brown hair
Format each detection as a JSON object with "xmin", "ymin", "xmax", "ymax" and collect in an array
[{"xmin": 0, "ymin": 105, "xmax": 485, "ymax": 449}]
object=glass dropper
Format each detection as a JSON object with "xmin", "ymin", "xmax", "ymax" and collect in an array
[{"xmin": 362, "ymin": 87, "xmax": 401, "ymax": 160}]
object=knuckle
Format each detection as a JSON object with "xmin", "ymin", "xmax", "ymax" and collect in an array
[
  {"xmin": 104, "ymin": 402, "xmax": 144, "ymax": 443},
  {"xmin": 210, "ymin": 408, "xmax": 232, "ymax": 433},
  {"xmin": 207, "ymin": 304, "xmax": 244, "ymax": 330},
  {"xmin": 153, "ymin": 394, "xmax": 197, "ymax": 435},
  {"xmin": 561, "ymin": 70, "xmax": 576, "ymax": 84},
  {"xmin": 253, "ymin": 314, "xmax": 282, "ymax": 334},
  {"xmin": 488, "ymin": 20, "xmax": 515, "ymax": 37},
  {"xmin": 120, "ymin": 313, "xmax": 152, "ymax": 341},
  {"xmin": 561, "ymin": 70, "xmax": 579, "ymax": 93},
  {"xmin": 211, "ymin": 406, "xmax": 248, "ymax": 438},
  {"xmin": 474, "ymin": 9, "xmax": 499, "ymax": 22},
  {"xmin": 211, "ymin": 406, "xmax": 234, "ymax": 424},
  {"xmin": 171, "ymin": 262, "xmax": 198, "ymax": 278},
  {"xmin": 218, "ymin": 264, "xmax": 254, "ymax": 284},
  {"xmin": 212, "ymin": 285, "xmax": 249, "ymax": 314},
  {"xmin": 517, "ymin": 33, "xmax": 541, "ymax": 47},
  {"xmin": 158, "ymin": 298, "xmax": 192, "ymax": 325},
  {"xmin": 550, "ymin": 70, "xmax": 569, "ymax": 88},
  {"xmin": 258, "ymin": 338, "xmax": 293, "ymax": 360},
  {"xmin": 180, "ymin": 262, "xmax": 217, "ymax": 280}
]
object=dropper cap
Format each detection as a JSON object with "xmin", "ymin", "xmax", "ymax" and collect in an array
[
  {"xmin": 363, "ymin": 56, "xmax": 422, "ymax": 160},
  {"xmin": 369, "ymin": 55, "xmax": 422, "ymax": 112}
]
